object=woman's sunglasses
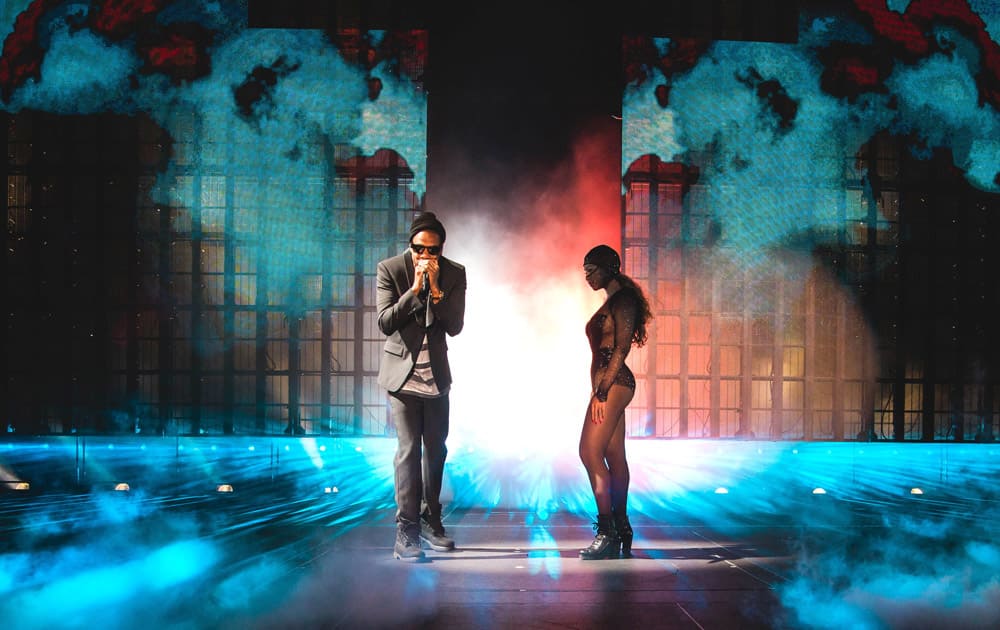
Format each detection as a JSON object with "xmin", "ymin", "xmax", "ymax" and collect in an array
[{"xmin": 410, "ymin": 244, "xmax": 441, "ymax": 255}]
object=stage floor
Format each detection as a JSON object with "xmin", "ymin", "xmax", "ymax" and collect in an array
[
  {"xmin": 274, "ymin": 509, "xmax": 795, "ymax": 629},
  {"xmin": 0, "ymin": 499, "xmax": 796, "ymax": 629},
  {"xmin": 2, "ymin": 438, "xmax": 1000, "ymax": 628}
]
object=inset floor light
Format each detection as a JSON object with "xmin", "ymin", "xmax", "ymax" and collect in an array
[
  {"xmin": 114, "ymin": 483, "xmax": 130, "ymax": 491},
  {"xmin": 812, "ymin": 487, "xmax": 827, "ymax": 495},
  {"xmin": 216, "ymin": 484, "xmax": 234, "ymax": 493},
  {"xmin": 910, "ymin": 487, "xmax": 924, "ymax": 495},
  {"xmin": 13, "ymin": 481, "xmax": 29, "ymax": 491},
  {"xmin": 714, "ymin": 487, "xmax": 729, "ymax": 494}
]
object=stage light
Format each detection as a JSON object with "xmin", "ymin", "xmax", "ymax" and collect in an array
[
  {"xmin": 13, "ymin": 482, "xmax": 29, "ymax": 491},
  {"xmin": 714, "ymin": 487, "xmax": 729, "ymax": 494},
  {"xmin": 216, "ymin": 484, "xmax": 234, "ymax": 493},
  {"xmin": 812, "ymin": 487, "xmax": 827, "ymax": 495},
  {"xmin": 115, "ymin": 483, "xmax": 130, "ymax": 491},
  {"xmin": 910, "ymin": 487, "xmax": 924, "ymax": 495},
  {"xmin": 324, "ymin": 486, "xmax": 339, "ymax": 494}
]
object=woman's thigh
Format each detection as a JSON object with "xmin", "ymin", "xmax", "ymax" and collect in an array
[{"xmin": 580, "ymin": 384, "xmax": 634, "ymax": 457}]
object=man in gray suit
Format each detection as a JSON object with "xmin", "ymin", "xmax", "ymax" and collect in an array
[{"xmin": 376, "ymin": 211, "xmax": 466, "ymax": 561}]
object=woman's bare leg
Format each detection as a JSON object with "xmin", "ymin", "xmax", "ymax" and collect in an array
[
  {"xmin": 579, "ymin": 385, "xmax": 634, "ymax": 515},
  {"xmin": 604, "ymin": 409, "xmax": 630, "ymax": 514}
]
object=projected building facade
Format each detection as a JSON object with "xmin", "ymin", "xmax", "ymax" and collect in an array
[
  {"xmin": 3, "ymin": 25, "xmax": 426, "ymax": 436},
  {"xmin": 620, "ymin": 3, "xmax": 1000, "ymax": 441},
  {"xmin": 3, "ymin": 1, "xmax": 999, "ymax": 441}
]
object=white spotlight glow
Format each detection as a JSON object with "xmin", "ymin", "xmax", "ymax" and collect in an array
[
  {"xmin": 114, "ymin": 483, "xmax": 130, "ymax": 492},
  {"xmin": 216, "ymin": 484, "xmax": 234, "ymax": 493},
  {"xmin": 812, "ymin": 487, "xmax": 827, "ymax": 495},
  {"xmin": 13, "ymin": 482, "xmax": 30, "ymax": 491},
  {"xmin": 910, "ymin": 487, "xmax": 924, "ymax": 495},
  {"xmin": 324, "ymin": 486, "xmax": 339, "ymax": 494},
  {"xmin": 714, "ymin": 487, "xmax": 729, "ymax": 494},
  {"xmin": 446, "ymin": 232, "xmax": 602, "ymax": 456}
]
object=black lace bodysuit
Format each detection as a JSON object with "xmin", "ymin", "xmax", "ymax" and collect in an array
[{"xmin": 586, "ymin": 287, "xmax": 638, "ymax": 402}]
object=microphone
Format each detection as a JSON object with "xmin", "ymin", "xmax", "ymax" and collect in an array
[{"xmin": 422, "ymin": 272, "xmax": 433, "ymax": 328}]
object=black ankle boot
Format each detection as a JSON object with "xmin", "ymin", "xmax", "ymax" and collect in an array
[
  {"xmin": 613, "ymin": 511, "xmax": 633, "ymax": 558},
  {"xmin": 579, "ymin": 514, "xmax": 618, "ymax": 560}
]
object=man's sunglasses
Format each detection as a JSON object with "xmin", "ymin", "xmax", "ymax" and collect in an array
[{"xmin": 410, "ymin": 244, "xmax": 441, "ymax": 255}]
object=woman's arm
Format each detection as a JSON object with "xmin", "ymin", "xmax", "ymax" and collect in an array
[{"xmin": 593, "ymin": 291, "xmax": 637, "ymax": 402}]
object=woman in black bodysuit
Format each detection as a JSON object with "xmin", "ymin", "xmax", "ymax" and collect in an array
[{"xmin": 579, "ymin": 244, "xmax": 651, "ymax": 560}]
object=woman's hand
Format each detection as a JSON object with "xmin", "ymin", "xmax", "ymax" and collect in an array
[{"xmin": 590, "ymin": 394, "xmax": 606, "ymax": 424}]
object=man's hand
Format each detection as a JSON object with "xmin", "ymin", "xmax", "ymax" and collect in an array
[
  {"xmin": 425, "ymin": 259, "xmax": 440, "ymax": 292},
  {"xmin": 412, "ymin": 259, "xmax": 440, "ymax": 294},
  {"xmin": 411, "ymin": 260, "xmax": 429, "ymax": 295}
]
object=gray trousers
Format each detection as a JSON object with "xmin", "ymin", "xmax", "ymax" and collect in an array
[{"xmin": 388, "ymin": 391, "xmax": 450, "ymax": 528}]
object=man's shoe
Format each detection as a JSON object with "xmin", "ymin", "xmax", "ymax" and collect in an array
[
  {"xmin": 393, "ymin": 527, "xmax": 425, "ymax": 561},
  {"xmin": 420, "ymin": 513, "xmax": 455, "ymax": 551}
]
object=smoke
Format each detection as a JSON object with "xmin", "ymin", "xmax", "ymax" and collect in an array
[
  {"xmin": 780, "ymin": 509, "xmax": 1000, "ymax": 629},
  {"xmin": 964, "ymin": 0, "xmax": 1000, "ymax": 40},
  {"xmin": 628, "ymin": 36, "xmax": 888, "ymax": 275},
  {"xmin": 622, "ymin": 2, "xmax": 1000, "ymax": 320},
  {"xmin": 443, "ymin": 125, "xmax": 619, "ymax": 455},
  {"xmin": 885, "ymin": 30, "xmax": 1000, "ymax": 191},
  {"xmin": 356, "ymin": 57, "xmax": 429, "ymax": 195},
  {"xmin": 0, "ymin": 490, "xmax": 225, "ymax": 629},
  {"xmin": 136, "ymin": 27, "xmax": 367, "ymax": 307},
  {"xmin": 0, "ymin": 0, "xmax": 35, "ymax": 41},
  {"xmin": 6, "ymin": 18, "xmax": 139, "ymax": 114},
  {"xmin": 0, "ymin": 3, "xmax": 428, "ymax": 311},
  {"xmin": 5, "ymin": 440, "xmax": 999, "ymax": 627}
]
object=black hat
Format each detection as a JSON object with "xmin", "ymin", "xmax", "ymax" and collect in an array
[
  {"xmin": 409, "ymin": 211, "xmax": 446, "ymax": 244},
  {"xmin": 584, "ymin": 244, "xmax": 620, "ymax": 275}
]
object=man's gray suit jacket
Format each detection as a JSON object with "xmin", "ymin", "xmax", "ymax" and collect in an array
[{"xmin": 376, "ymin": 250, "xmax": 466, "ymax": 394}]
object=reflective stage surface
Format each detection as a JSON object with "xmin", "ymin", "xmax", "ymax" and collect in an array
[{"xmin": 2, "ymin": 438, "xmax": 999, "ymax": 629}]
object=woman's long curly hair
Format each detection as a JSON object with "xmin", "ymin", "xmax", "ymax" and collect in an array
[{"xmin": 616, "ymin": 273, "xmax": 652, "ymax": 347}]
